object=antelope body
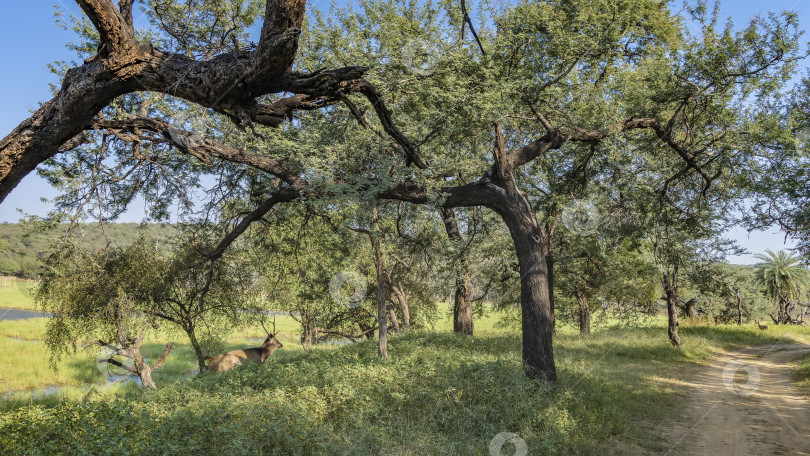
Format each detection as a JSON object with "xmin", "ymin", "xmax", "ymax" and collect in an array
[
  {"xmin": 205, "ymin": 334, "xmax": 283, "ymax": 372},
  {"xmin": 755, "ymin": 320, "xmax": 769, "ymax": 330}
]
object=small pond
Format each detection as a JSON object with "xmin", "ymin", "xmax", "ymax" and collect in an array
[{"xmin": 0, "ymin": 308, "xmax": 49, "ymax": 322}]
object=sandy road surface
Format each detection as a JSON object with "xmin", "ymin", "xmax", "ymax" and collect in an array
[{"xmin": 663, "ymin": 344, "xmax": 810, "ymax": 455}]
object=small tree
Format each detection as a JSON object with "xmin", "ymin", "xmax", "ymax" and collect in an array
[
  {"xmin": 250, "ymin": 204, "xmax": 378, "ymax": 349},
  {"xmin": 754, "ymin": 249, "xmax": 810, "ymax": 324},
  {"xmin": 153, "ymin": 237, "xmax": 259, "ymax": 372},
  {"xmin": 37, "ymin": 241, "xmax": 174, "ymax": 389}
]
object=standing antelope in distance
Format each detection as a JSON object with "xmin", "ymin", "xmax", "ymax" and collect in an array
[
  {"xmin": 755, "ymin": 320, "xmax": 769, "ymax": 330},
  {"xmin": 205, "ymin": 318, "xmax": 283, "ymax": 372}
]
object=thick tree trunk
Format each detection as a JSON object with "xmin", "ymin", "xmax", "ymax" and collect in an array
[
  {"xmin": 440, "ymin": 207, "xmax": 474, "ymax": 335},
  {"xmin": 453, "ymin": 269, "xmax": 474, "ymax": 335},
  {"xmin": 575, "ymin": 288, "xmax": 590, "ymax": 334},
  {"xmin": 736, "ymin": 288, "xmax": 743, "ymax": 325},
  {"xmin": 0, "ymin": 80, "xmax": 130, "ymax": 201},
  {"xmin": 372, "ymin": 204, "xmax": 388, "ymax": 359},
  {"xmin": 495, "ymin": 190, "xmax": 556, "ymax": 381},
  {"xmin": 130, "ymin": 350, "xmax": 157, "ymax": 390},
  {"xmin": 0, "ymin": 0, "xmax": 370, "ymax": 203},
  {"xmin": 777, "ymin": 299, "xmax": 795, "ymax": 324},
  {"xmin": 662, "ymin": 265, "xmax": 681, "ymax": 346}
]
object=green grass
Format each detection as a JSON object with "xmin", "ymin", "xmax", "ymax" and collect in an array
[
  {"xmin": 1, "ymin": 318, "xmax": 808, "ymax": 455},
  {"xmin": 794, "ymin": 351, "xmax": 810, "ymax": 399},
  {"xmin": 0, "ymin": 312, "xmax": 507, "ymax": 394},
  {"xmin": 0, "ymin": 315, "xmax": 307, "ymax": 393},
  {"xmin": 0, "ymin": 277, "xmax": 37, "ymax": 311}
]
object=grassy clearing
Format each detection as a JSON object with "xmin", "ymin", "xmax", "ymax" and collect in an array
[
  {"xmin": 1, "ymin": 319, "xmax": 807, "ymax": 455},
  {"xmin": 0, "ymin": 311, "xmax": 508, "ymax": 394},
  {"xmin": 0, "ymin": 277, "xmax": 37, "ymax": 311},
  {"xmin": 0, "ymin": 315, "xmax": 305, "ymax": 393}
]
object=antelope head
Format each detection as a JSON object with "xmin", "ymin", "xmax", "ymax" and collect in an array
[{"xmin": 260, "ymin": 317, "xmax": 283, "ymax": 356}]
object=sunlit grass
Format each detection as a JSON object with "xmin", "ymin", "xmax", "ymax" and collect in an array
[
  {"xmin": 3, "ymin": 309, "xmax": 810, "ymax": 398},
  {"xmin": 0, "ymin": 277, "xmax": 37, "ymax": 311},
  {"xmin": 0, "ymin": 315, "xmax": 306, "ymax": 394},
  {"xmin": 3, "ymin": 323, "xmax": 809, "ymax": 455}
]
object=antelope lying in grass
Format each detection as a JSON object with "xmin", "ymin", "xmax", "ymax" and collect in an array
[
  {"xmin": 204, "ymin": 319, "xmax": 283, "ymax": 372},
  {"xmin": 755, "ymin": 320, "xmax": 769, "ymax": 330}
]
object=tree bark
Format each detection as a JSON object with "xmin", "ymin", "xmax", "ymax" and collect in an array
[
  {"xmin": 453, "ymin": 269, "xmax": 474, "ymax": 335},
  {"xmin": 387, "ymin": 304, "xmax": 401, "ymax": 332},
  {"xmin": 372, "ymin": 203, "xmax": 388, "ymax": 359},
  {"xmin": 0, "ymin": 0, "xmax": 378, "ymax": 202},
  {"xmin": 185, "ymin": 326, "xmax": 207, "ymax": 373},
  {"xmin": 546, "ymin": 250, "xmax": 556, "ymax": 330},
  {"xmin": 679, "ymin": 298, "xmax": 699, "ymax": 318},
  {"xmin": 100, "ymin": 339, "xmax": 174, "ymax": 390},
  {"xmin": 390, "ymin": 285, "xmax": 411, "ymax": 330},
  {"xmin": 494, "ymin": 188, "xmax": 556, "ymax": 381},
  {"xmin": 299, "ymin": 308, "xmax": 313, "ymax": 349},
  {"xmin": 575, "ymin": 287, "xmax": 591, "ymax": 334},
  {"xmin": 662, "ymin": 265, "xmax": 681, "ymax": 346},
  {"xmin": 735, "ymin": 288, "xmax": 743, "ymax": 325},
  {"xmin": 130, "ymin": 349, "xmax": 157, "ymax": 389},
  {"xmin": 440, "ymin": 207, "xmax": 474, "ymax": 335}
]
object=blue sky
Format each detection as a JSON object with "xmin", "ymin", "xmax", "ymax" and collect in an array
[{"xmin": 0, "ymin": 0, "xmax": 806, "ymax": 264}]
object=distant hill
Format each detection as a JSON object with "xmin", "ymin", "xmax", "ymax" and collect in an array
[{"xmin": 0, "ymin": 223, "xmax": 176, "ymax": 277}]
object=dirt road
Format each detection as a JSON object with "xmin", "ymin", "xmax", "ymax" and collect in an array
[{"xmin": 663, "ymin": 344, "xmax": 810, "ymax": 455}]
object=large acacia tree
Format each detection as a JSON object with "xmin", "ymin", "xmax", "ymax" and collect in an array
[{"xmin": 1, "ymin": 0, "xmax": 802, "ymax": 381}]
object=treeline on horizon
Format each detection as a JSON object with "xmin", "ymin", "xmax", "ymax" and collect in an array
[{"xmin": 0, "ymin": 223, "xmax": 174, "ymax": 277}]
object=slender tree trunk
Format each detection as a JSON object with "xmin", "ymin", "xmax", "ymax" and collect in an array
[
  {"xmin": 300, "ymin": 309, "xmax": 313, "ymax": 349},
  {"xmin": 103, "ymin": 339, "xmax": 172, "ymax": 390},
  {"xmin": 736, "ymin": 288, "xmax": 743, "ymax": 325},
  {"xmin": 441, "ymin": 207, "xmax": 474, "ymax": 335},
  {"xmin": 395, "ymin": 289, "xmax": 411, "ymax": 330},
  {"xmin": 372, "ymin": 204, "xmax": 388, "ymax": 359},
  {"xmin": 662, "ymin": 265, "xmax": 681, "ymax": 346},
  {"xmin": 185, "ymin": 326, "xmax": 206, "ymax": 372},
  {"xmin": 575, "ymin": 288, "xmax": 590, "ymax": 334},
  {"xmin": 389, "ymin": 283, "xmax": 410, "ymax": 330},
  {"xmin": 681, "ymin": 298, "xmax": 698, "ymax": 318},
  {"xmin": 388, "ymin": 304, "xmax": 400, "ymax": 332},
  {"xmin": 546, "ymin": 251, "xmax": 556, "ymax": 330}
]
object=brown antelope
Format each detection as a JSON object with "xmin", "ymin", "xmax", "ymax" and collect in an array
[
  {"xmin": 204, "ymin": 319, "xmax": 283, "ymax": 372},
  {"xmin": 755, "ymin": 320, "xmax": 769, "ymax": 330}
]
